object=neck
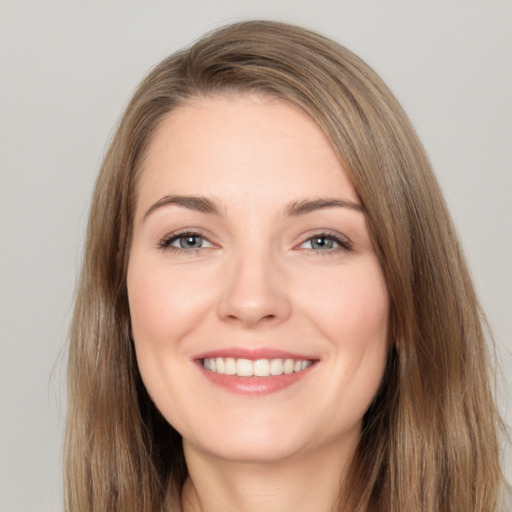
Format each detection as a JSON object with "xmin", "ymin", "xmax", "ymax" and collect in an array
[{"xmin": 180, "ymin": 438, "xmax": 356, "ymax": 512}]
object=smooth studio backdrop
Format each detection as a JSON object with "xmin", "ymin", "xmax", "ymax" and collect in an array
[{"xmin": 1, "ymin": 1, "xmax": 511, "ymax": 510}]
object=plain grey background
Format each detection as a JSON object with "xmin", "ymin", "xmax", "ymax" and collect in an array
[{"xmin": 1, "ymin": 1, "xmax": 511, "ymax": 510}]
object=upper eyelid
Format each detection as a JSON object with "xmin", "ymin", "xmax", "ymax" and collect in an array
[
  {"xmin": 296, "ymin": 229, "xmax": 352, "ymax": 245},
  {"xmin": 162, "ymin": 228, "xmax": 213, "ymax": 240}
]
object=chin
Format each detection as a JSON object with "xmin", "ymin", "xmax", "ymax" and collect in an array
[
  {"xmin": 181, "ymin": 413, "xmax": 358, "ymax": 466},
  {"xmin": 187, "ymin": 434, "xmax": 307, "ymax": 465}
]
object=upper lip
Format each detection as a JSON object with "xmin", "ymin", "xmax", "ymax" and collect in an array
[{"xmin": 194, "ymin": 347, "xmax": 318, "ymax": 361}]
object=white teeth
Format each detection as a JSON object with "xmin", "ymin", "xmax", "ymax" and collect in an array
[
  {"xmin": 216, "ymin": 357, "xmax": 225, "ymax": 374},
  {"xmin": 253, "ymin": 359, "xmax": 270, "ymax": 376},
  {"xmin": 202, "ymin": 357, "xmax": 313, "ymax": 377},
  {"xmin": 224, "ymin": 357, "xmax": 236, "ymax": 375},
  {"xmin": 236, "ymin": 358, "xmax": 253, "ymax": 377},
  {"xmin": 283, "ymin": 359, "xmax": 294, "ymax": 374},
  {"xmin": 270, "ymin": 358, "xmax": 283, "ymax": 375}
]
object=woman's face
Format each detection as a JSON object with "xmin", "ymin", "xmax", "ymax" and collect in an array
[{"xmin": 127, "ymin": 94, "xmax": 389, "ymax": 464}]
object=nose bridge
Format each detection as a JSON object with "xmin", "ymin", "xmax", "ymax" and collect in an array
[{"xmin": 217, "ymin": 241, "xmax": 291, "ymax": 327}]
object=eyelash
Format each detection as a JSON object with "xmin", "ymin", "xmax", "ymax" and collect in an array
[
  {"xmin": 158, "ymin": 230, "xmax": 213, "ymax": 253},
  {"xmin": 157, "ymin": 230, "xmax": 352, "ymax": 254},
  {"xmin": 298, "ymin": 231, "xmax": 352, "ymax": 253}
]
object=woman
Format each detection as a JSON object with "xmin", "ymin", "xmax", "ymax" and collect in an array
[{"xmin": 65, "ymin": 20, "xmax": 507, "ymax": 511}]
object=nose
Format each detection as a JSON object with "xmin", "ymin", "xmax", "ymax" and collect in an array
[{"xmin": 216, "ymin": 248, "xmax": 292, "ymax": 328}]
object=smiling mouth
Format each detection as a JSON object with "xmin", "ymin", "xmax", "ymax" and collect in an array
[{"xmin": 202, "ymin": 357, "xmax": 313, "ymax": 377}]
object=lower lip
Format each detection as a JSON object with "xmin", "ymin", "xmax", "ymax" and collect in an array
[{"xmin": 198, "ymin": 363, "xmax": 315, "ymax": 395}]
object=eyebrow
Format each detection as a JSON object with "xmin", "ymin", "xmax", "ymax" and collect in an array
[
  {"xmin": 143, "ymin": 194, "xmax": 364, "ymax": 221},
  {"xmin": 143, "ymin": 195, "xmax": 224, "ymax": 221},
  {"xmin": 283, "ymin": 198, "xmax": 365, "ymax": 216}
]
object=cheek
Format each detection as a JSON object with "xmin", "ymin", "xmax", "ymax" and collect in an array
[
  {"xmin": 126, "ymin": 259, "xmax": 204, "ymax": 426},
  {"xmin": 128, "ymin": 270, "xmax": 171, "ymax": 346},
  {"xmin": 127, "ymin": 259, "xmax": 212, "ymax": 347},
  {"xmin": 299, "ymin": 262, "xmax": 389, "ymax": 348},
  {"xmin": 298, "ymin": 262, "xmax": 389, "ymax": 413}
]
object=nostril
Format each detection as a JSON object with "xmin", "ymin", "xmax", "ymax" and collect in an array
[{"xmin": 223, "ymin": 311, "xmax": 280, "ymax": 328}]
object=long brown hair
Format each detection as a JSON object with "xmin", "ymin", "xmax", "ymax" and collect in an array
[{"xmin": 65, "ymin": 20, "xmax": 507, "ymax": 511}]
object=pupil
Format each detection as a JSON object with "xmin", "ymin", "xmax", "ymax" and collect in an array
[
  {"xmin": 313, "ymin": 237, "xmax": 332, "ymax": 249},
  {"xmin": 181, "ymin": 235, "xmax": 200, "ymax": 248}
]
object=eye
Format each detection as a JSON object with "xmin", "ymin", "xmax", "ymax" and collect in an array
[
  {"xmin": 159, "ymin": 232, "xmax": 214, "ymax": 251},
  {"xmin": 298, "ymin": 233, "xmax": 352, "ymax": 252}
]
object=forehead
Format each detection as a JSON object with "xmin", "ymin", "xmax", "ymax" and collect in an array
[{"xmin": 136, "ymin": 94, "xmax": 358, "ymax": 215}]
